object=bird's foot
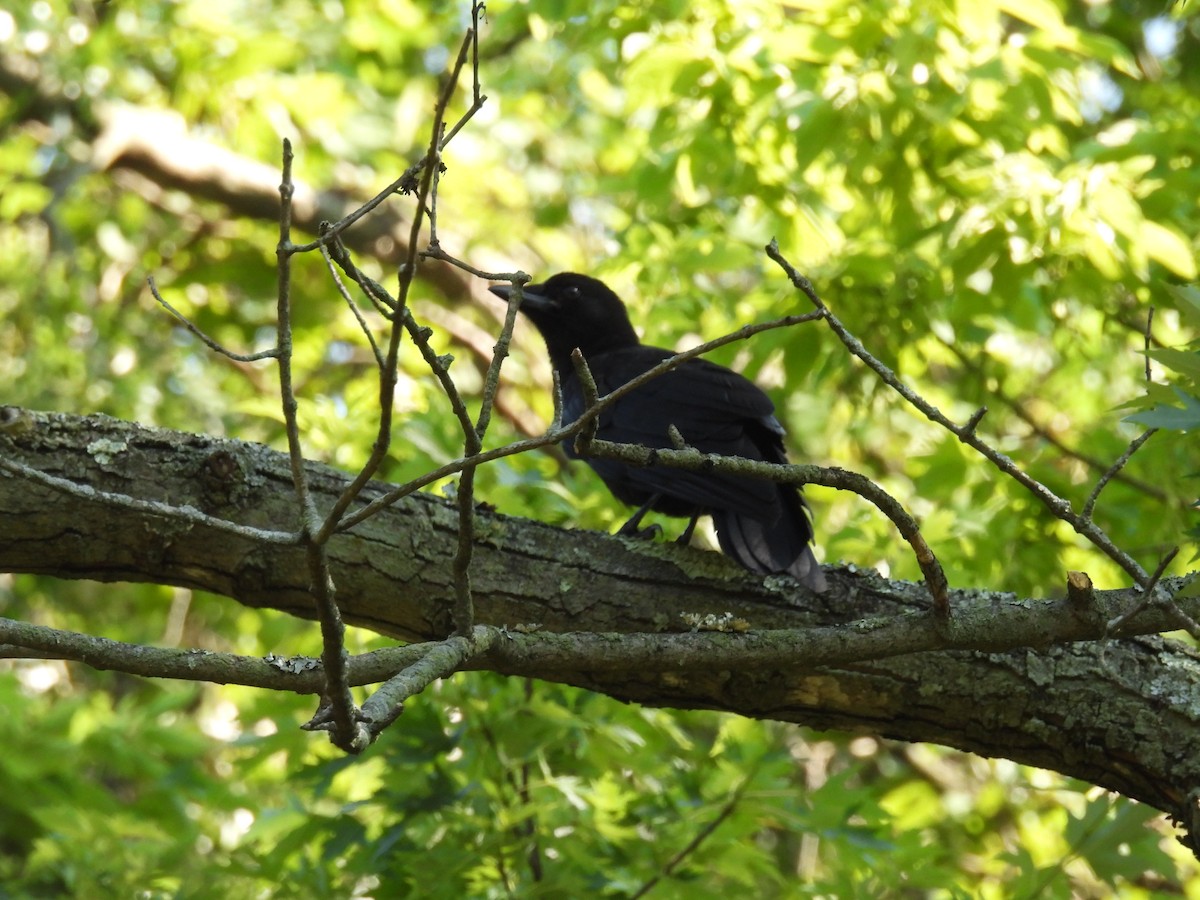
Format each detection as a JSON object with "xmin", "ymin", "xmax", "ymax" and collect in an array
[{"xmin": 617, "ymin": 521, "xmax": 663, "ymax": 541}]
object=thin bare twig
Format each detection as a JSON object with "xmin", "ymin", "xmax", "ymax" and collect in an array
[
  {"xmin": 412, "ymin": 260, "xmax": 534, "ymax": 448},
  {"xmin": 288, "ymin": 2, "xmax": 488, "ymax": 256},
  {"xmin": 314, "ymin": 26, "xmax": 474, "ymax": 547},
  {"xmin": 450, "ymin": 473, "xmax": 479, "ymax": 633},
  {"xmin": 0, "ymin": 616, "xmax": 431, "ymax": 690},
  {"xmin": 575, "ymin": 435, "xmax": 947, "ymax": 609},
  {"xmin": 1080, "ymin": 309, "xmax": 1161, "ymax": 540},
  {"xmin": 1107, "ymin": 547, "xmax": 1179, "ymax": 634},
  {"xmin": 275, "ymin": 139, "xmax": 365, "ymax": 752},
  {"xmin": 0, "ymin": 452, "xmax": 297, "ymax": 544},
  {"xmin": 274, "ymin": 141, "xmax": 315, "ymax": 520},
  {"xmin": 393, "ymin": 24, "xmax": 489, "ymax": 636},
  {"xmin": 963, "ymin": 406, "xmax": 988, "ymax": 436},
  {"xmin": 569, "ymin": 348, "xmax": 601, "ymax": 452},
  {"xmin": 447, "ymin": 266, "xmax": 526, "ymax": 632},
  {"xmin": 1145, "ymin": 305, "xmax": 1155, "ymax": 382},
  {"xmin": 418, "ymin": 246, "xmax": 531, "ymax": 284},
  {"xmin": 630, "ymin": 769, "xmax": 756, "ymax": 899},
  {"xmin": 358, "ymin": 625, "xmax": 501, "ymax": 734},
  {"xmin": 1161, "ymin": 596, "xmax": 1200, "ymax": 639},
  {"xmin": 938, "ymin": 337, "xmax": 1166, "ymax": 503},
  {"xmin": 318, "ymin": 238, "xmax": 385, "ymax": 369},
  {"xmin": 414, "ymin": 300, "xmax": 548, "ymax": 438},
  {"xmin": 439, "ymin": 0, "xmax": 489, "ymax": 148},
  {"xmin": 765, "ymin": 239, "xmax": 1151, "ymax": 588},
  {"xmin": 1081, "ymin": 429, "xmax": 1157, "ymax": 520},
  {"xmin": 426, "ymin": 123, "xmax": 446, "ymax": 249},
  {"xmin": 147, "ymin": 276, "xmax": 280, "ymax": 362},
  {"xmin": 327, "ymin": 228, "xmax": 399, "ymax": 318}
]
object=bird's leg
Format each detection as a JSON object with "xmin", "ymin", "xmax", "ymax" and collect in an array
[
  {"xmin": 675, "ymin": 514, "xmax": 700, "ymax": 546},
  {"xmin": 617, "ymin": 495, "xmax": 663, "ymax": 540}
]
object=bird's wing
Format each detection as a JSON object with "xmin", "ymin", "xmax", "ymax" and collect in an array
[
  {"xmin": 575, "ymin": 348, "xmax": 787, "ymax": 516},
  {"xmin": 596, "ymin": 351, "xmax": 776, "ymax": 451}
]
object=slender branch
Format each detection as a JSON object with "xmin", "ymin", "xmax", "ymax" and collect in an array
[
  {"xmin": 962, "ymin": 406, "xmax": 988, "ymax": 436},
  {"xmin": 400, "ymin": 37, "xmax": 480, "ymax": 634},
  {"xmin": 399, "ymin": 311, "xmax": 475, "ymax": 439},
  {"xmin": 445, "ymin": 271, "xmax": 530, "ymax": 633},
  {"xmin": 426, "ymin": 123, "xmax": 446, "ymax": 249},
  {"xmin": 1081, "ymin": 429, "xmax": 1157, "ymax": 520},
  {"xmin": 452, "ymin": 465, "xmax": 480, "ymax": 632},
  {"xmin": 3, "ymin": 579, "xmax": 1194, "ymax": 691},
  {"xmin": 1161, "ymin": 593, "xmax": 1200, "ymax": 638},
  {"xmin": 630, "ymin": 770, "xmax": 755, "ymax": 899},
  {"xmin": 1145, "ymin": 305, "xmax": 1155, "ymax": 382},
  {"xmin": 147, "ymin": 276, "xmax": 281, "ymax": 362},
  {"xmin": 314, "ymin": 27, "xmax": 473, "ymax": 546},
  {"xmin": 576, "ymin": 436, "xmax": 947, "ymax": 608},
  {"xmin": 476, "ymin": 280, "xmax": 529, "ymax": 444},
  {"xmin": 413, "ymin": 300, "xmax": 548, "ymax": 438},
  {"xmin": 549, "ymin": 368, "xmax": 564, "ymax": 431},
  {"xmin": 765, "ymin": 239, "xmax": 1150, "ymax": 588},
  {"xmin": 286, "ymin": 168, "xmax": 419, "ymax": 255},
  {"xmin": 288, "ymin": 18, "xmax": 485, "ymax": 256},
  {"xmin": 358, "ymin": 626, "xmax": 501, "ymax": 734},
  {"xmin": 321, "ymin": 226, "xmax": 398, "ymax": 319},
  {"xmin": 318, "ymin": 238, "xmax": 385, "ymax": 369},
  {"xmin": 939, "ymin": 337, "xmax": 1166, "ymax": 503},
  {"xmin": 276, "ymin": 139, "xmax": 362, "ymax": 751},
  {"xmin": 336, "ymin": 429, "xmax": 569, "ymax": 532},
  {"xmin": 569, "ymin": 348, "xmax": 601, "ymax": 452},
  {"xmin": 0, "ymin": 452, "xmax": 298, "ymax": 544},
  {"xmin": 0, "ymin": 618, "xmax": 465, "ymax": 691},
  {"xmin": 1106, "ymin": 547, "xmax": 1181, "ymax": 635},
  {"xmin": 274, "ymin": 141, "xmax": 315, "ymax": 520},
  {"xmin": 438, "ymin": 1, "xmax": 489, "ymax": 148},
  {"xmin": 418, "ymin": 246, "xmax": 531, "ymax": 283},
  {"xmin": 471, "ymin": 0, "xmax": 485, "ymax": 106}
]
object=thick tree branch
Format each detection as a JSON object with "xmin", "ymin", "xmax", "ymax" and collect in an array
[{"xmin": 1, "ymin": 410, "xmax": 1199, "ymax": 851}]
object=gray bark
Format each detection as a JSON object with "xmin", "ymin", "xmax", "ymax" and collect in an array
[{"xmin": 1, "ymin": 410, "xmax": 1197, "ymax": 851}]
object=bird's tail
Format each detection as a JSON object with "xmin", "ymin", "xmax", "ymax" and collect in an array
[{"xmin": 713, "ymin": 490, "xmax": 827, "ymax": 593}]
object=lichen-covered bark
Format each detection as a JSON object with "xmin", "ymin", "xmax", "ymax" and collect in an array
[{"xmin": 2, "ymin": 410, "xmax": 1198, "ymax": 849}]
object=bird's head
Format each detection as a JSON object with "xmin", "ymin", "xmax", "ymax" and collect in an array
[{"xmin": 489, "ymin": 273, "xmax": 640, "ymax": 370}]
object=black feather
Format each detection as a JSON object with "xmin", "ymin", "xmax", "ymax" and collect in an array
[{"xmin": 490, "ymin": 273, "xmax": 826, "ymax": 592}]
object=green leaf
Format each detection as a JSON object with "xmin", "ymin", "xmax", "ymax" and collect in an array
[
  {"xmin": 1139, "ymin": 220, "xmax": 1198, "ymax": 279},
  {"xmin": 999, "ymin": 0, "xmax": 1065, "ymax": 31},
  {"xmin": 1147, "ymin": 348, "xmax": 1200, "ymax": 381},
  {"xmin": 1123, "ymin": 387, "xmax": 1200, "ymax": 430},
  {"xmin": 1163, "ymin": 284, "xmax": 1200, "ymax": 331},
  {"xmin": 1074, "ymin": 33, "xmax": 1141, "ymax": 77}
]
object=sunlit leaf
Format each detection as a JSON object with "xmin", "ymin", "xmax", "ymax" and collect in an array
[{"xmin": 1140, "ymin": 220, "xmax": 1199, "ymax": 279}]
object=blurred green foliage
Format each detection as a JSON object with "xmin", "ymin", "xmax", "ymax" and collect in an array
[{"xmin": 2, "ymin": 0, "xmax": 1199, "ymax": 894}]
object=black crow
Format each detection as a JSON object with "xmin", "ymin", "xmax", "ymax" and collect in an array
[{"xmin": 490, "ymin": 273, "xmax": 826, "ymax": 592}]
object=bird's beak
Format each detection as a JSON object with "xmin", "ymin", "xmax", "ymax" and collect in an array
[{"xmin": 488, "ymin": 284, "xmax": 555, "ymax": 312}]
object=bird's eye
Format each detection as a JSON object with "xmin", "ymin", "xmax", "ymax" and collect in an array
[{"xmin": 565, "ymin": 286, "xmax": 581, "ymax": 300}]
